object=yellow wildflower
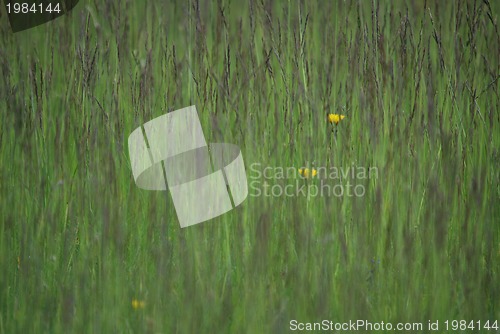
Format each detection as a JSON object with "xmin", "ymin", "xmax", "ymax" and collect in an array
[
  {"xmin": 298, "ymin": 168, "xmax": 317, "ymax": 178},
  {"xmin": 328, "ymin": 114, "xmax": 346, "ymax": 125},
  {"xmin": 131, "ymin": 299, "xmax": 146, "ymax": 309}
]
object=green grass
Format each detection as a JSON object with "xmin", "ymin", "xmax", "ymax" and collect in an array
[{"xmin": 1, "ymin": 0, "xmax": 499, "ymax": 333}]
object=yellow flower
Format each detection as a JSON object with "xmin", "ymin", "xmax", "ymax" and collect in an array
[
  {"xmin": 131, "ymin": 299, "xmax": 146, "ymax": 309},
  {"xmin": 328, "ymin": 113, "xmax": 346, "ymax": 125},
  {"xmin": 299, "ymin": 168, "xmax": 317, "ymax": 178}
]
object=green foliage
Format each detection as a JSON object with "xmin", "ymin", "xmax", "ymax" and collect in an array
[{"xmin": 0, "ymin": 0, "xmax": 499, "ymax": 332}]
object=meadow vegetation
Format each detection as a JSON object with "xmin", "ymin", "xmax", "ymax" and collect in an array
[{"xmin": 0, "ymin": 0, "xmax": 499, "ymax": 332}]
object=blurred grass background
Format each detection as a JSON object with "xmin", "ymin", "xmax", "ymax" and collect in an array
[{"xmin": 0, "ymin": 0, "xmax": 499, "ymax": 332}]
